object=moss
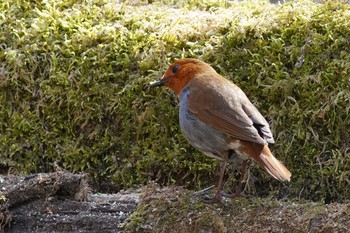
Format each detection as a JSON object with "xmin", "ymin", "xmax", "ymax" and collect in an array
[
  {"xmin": 0, "ymin": 0, "xmax": 349, "ymax": 201},
  {"xmin": 124, "ymin": 185, "xmax": 350, "ymax": 233}
]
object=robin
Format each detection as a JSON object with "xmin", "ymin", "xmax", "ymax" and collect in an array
[{"xmin": 150, "ymin": 58, "xmax": 291, "ymax": 202}]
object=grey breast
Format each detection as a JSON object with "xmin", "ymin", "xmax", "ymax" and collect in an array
[{"xmin": 179, "ymin": 88, "xmax": 228, "ymax": 159}]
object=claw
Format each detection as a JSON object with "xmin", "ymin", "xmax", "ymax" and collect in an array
[{"xmin": 192, "ymin": 185, "xmax": 215, "ymax": 196}]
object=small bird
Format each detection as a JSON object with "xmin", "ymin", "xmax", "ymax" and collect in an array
[{"xmin": 150, "ymin": 58, "xmax": 291, "ymax": 202}]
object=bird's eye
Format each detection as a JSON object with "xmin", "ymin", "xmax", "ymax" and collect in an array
[{"xmin": 172, "ymin": 65, "xmax": 180, "ymax": 73}]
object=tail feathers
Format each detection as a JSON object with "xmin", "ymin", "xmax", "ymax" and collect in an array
[{"xmin": 254, "ymin": 145, "xmax": 291, "ymax": 182}]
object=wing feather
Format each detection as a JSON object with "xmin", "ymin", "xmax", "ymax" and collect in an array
[{"xmin": 186, "ymin": 75, "xmax": 274, "ymax": 145}]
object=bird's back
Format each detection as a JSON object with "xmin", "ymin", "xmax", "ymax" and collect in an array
[{"xmin": 182, "ymin": 72, "xmax": 274, "ymax": 145}]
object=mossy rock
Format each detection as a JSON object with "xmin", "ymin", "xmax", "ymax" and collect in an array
[
  {"xmin": 0, "ymin": 0, "xmax": 349, "ymax": 202},
  {"xmin": 123, "ymin": 184, "xmax": 350, "ymax": 233}
]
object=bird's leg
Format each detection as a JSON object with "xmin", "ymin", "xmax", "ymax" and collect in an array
[
  {"xmin": 214, "ymin": 159, "xmax": 228, "ymax": 202},
  {"xmin": 235, "ymin": 159, "xmax": 247, "ymax": 195},
  {"xmin": 223, "ymin": 159, "xmax": 247, "ymax": 198},
  {"xmin": 201, "ymin": 159, "xmax": 227, "ymax": 203}
]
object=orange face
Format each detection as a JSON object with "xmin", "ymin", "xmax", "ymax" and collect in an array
[{"xmin": 150, "ymin": 58, "xmax": 213, "ymax": 95}]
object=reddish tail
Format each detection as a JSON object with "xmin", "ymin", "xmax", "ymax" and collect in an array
[{"xmin": 254, "ymin": 145, "xmax": 291, "ymax": 181}]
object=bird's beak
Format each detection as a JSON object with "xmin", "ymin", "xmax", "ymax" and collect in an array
[
  {"xmin": 150, "ymin": 75, "xmax": 167, "ymax": 87},
  {"xmin": 149, "ymin": 79, "xmax": 165, "ymax": 87}
]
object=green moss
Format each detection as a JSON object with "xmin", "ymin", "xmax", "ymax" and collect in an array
[
  {"xmin": 0, "ymin": 0, "xmax": 349, "ymax": 201},
  {"xmin": 124, "ymin": 185, "xmax": 347, "ymax": 233}
]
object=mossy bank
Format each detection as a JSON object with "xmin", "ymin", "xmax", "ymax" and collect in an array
[
  {"xmin": 0, "ymin": 0, "xmax": 349, "ymax": 202},
  {"xmin": 124, "ymin": 184, "xmax": 350, "ymax": 233}
]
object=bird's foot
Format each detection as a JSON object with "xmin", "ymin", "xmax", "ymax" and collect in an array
[
  {"xmin": 192, "ymin": 185, "xmax": 222, "ymax": 203},
  {"xmin": 222, "ymin": 184, "xmax": 245, "ymax": 198},
  {"xmin": 202, "ymin": 194, "xmax": 222, "ymax": 203},
  {"xmin": 192, "ymin": 184, "xmax": 244, "ymax": 203},
  {"xmin": 222, "ymin": 192, "xmax": 244, "ymax": 198},
  {"xmin": 201, "ymin": 190, "xmax": 244, "ymax": 203},
  {"xmin": 192, "ymin": 185, "xmax": 216, "ymax": 196}
]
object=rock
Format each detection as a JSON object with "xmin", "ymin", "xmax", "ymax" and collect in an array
[{"xmin": 0, "ymin": 172, "xmax": 141, "ymax": 233}]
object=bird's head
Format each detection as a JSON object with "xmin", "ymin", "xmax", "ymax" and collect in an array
[{"xmin": 150, "ymin": 58, "xmax": 215, "ymax": 95}]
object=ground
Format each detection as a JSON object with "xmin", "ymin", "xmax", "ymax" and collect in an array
[
  {"xmin": 0, "ymin": 172, "xmax": 139, "ymax": 232},
  {"xmin": 0, "ymin": 172, "xmax": 349, "ymax": 233}
]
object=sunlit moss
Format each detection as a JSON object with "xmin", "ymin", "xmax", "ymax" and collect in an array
[{"xmin": 0, "ymin": 0, "xmax": 349, "ymax": 201}]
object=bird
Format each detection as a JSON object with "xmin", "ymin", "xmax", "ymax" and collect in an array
[{"xmin": 150, "ymin": 58, "xmax": 291, "ymax": 202}]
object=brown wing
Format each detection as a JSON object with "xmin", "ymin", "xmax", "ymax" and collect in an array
[{"xmin": 187, "ymin": 75, "xmax": 273, "ymax": 145}]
